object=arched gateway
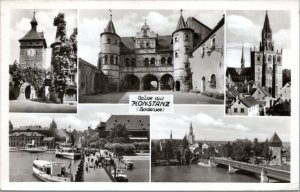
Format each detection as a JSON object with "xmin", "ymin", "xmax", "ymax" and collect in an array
[
  {"xmin": 160, "ymin": 74, "xmax": 174, "ymax": 90},
  {"xmin": 143, "ymin": 74, "xmax": 158, "ymax": 91},
  {"xmin": 123, "ymin": 75, "xmax": 140, "ymax": 91}
]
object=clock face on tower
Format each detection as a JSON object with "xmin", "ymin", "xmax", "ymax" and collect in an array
[{"xmin": 27, "ymin": 49, "xmax": 36, "ymax": 57}]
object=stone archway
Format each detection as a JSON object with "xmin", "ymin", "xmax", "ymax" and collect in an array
[
  {"xmin": 123, "ymin": 75, "xmax": 140, "ymax": 91},
  {"xmin": 143, "ymin": 74, "xmax": 158, "ymax": 91},
  {"xmin": 17, "ymin": 82, "xmax": 36, "ymax": 100},
  {"xmin": 161, "ymin": 74, "xmax": 174, "ymax": 90}
]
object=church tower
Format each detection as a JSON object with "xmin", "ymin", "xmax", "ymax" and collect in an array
[
  {"xmin": 241, "ymin": 44, "xmax": 245, "ymax": 68},
  {"xmin": 187, "ymin": 122, "xmax": 195, "ymax": 145},
  {"xmin": 172, "ymin": 10, "xmax": 194, "ymax": 92},
  {"xmin": 19, "ymin": 11, "xmax": 47, "ymax": 68},
  {"xmin": 100, "ymin": 11, "xmax": 121, "ymax": 91},
  {"xmin": 170, "ymin": 130, "xmax": 173, "ymax": 140}
]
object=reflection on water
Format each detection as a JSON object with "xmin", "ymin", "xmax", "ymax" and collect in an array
[{"xmin": 151, "ymin": 164, "xmax": 260, "ymax": 182}]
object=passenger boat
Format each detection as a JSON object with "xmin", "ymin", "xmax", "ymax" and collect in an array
[
  {"xmin": 55, "ymin": 136, "xmax": 81, "ymax": 160},
  {"xmin": 22, "ymin": 141, "xmax": 47, "ymax": 153},
  {"xmin": 33, "ymin": 160, "xmax": 72, "ymax": 182},
  {"xmin": 125, "ymin": 160, "xmax": 134, "ymax": 169},
  {"xmin": 111, "ymin": 169, "xmax": 128, "ymax": 182},
  {"xmin": 9, "ymin": 147, "xmax": 18, "ymax": 152}
]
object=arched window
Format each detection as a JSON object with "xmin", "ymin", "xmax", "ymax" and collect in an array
[
  {"xmin": 161, "ymin": 57, "xmax": 166, "ymax": 66},
  {"xmin": 115, "ymin": 56, "xmax": 118, "ymax": 66},
  {"xmin": 277, "ymin": 56, "xmax": 281, "ymax": 62},
  {"xmin": 175, "ymin": 51, "xmax": 178, "ymax": 58},
  {"xmin": 110, "ymin": 55, "xmax": 114, "ymax": 65},
  {"xmin": 144, "ymin": 58, "xmax": 149, "ymax": 66},
  {"xmin": 209, "ymin": 74, "xmax": 216, "ymax": 88},
  {"xmin": 131, "ymin": 58, "xmax": 136, "ymax": 67},
  {"xmin": 268, "ymin": 55, "xmax": 272, "ymax": 62},
  {"xmin": 257, "ymin": 56, "xmax": 261, "ymax": 61},
  {"xmin": 150, "ymin": 58, "xmax": 155, "ymax": 66},
  {"xmin": 185, "ymin": 34, "xmax": 189, "ymax": 41},
  {"xmin": 146, "ymin": 41, "xmax": 150, "ymax": 48},
  {"xmin": 107, "ymin": 38, "xmax": 111, "ymax": 44},
  {"xmin": 104, "ymin": 55, "xmax": 108, "ymax": 64},
  {"xmin": 125, "ymin": 58, "xmax": 130, "ymax": 67},
  {"xmin": 167, "ymin": 57, "xmax": 172, "ymax": 66},
  {"xmin": 175, "ymin": 36, "xmax": 178, "ymax": 42}
]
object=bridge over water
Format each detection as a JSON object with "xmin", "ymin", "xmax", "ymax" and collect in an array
[{"xmin": 209, "ymin": 157, "xmax": 290, "ymax": 182}]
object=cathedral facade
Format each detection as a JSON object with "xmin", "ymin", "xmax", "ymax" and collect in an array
[
  {"xmin": 93, "ymin": 11, "xmax": 224, "ymax": 93},
  {"xmin": 227, "ymin": 11, "xmax": 283, "ymax": 98}
]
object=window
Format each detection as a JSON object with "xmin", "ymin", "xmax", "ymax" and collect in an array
[
  {"xmin": 175, "ymin": 36, "xmax": 178, "ymax": 42},
  {"xmin": 209, "ymin": 74, "xmax": 216, "ymax": 88},
  {"xmin": 202, "ymin": 47, "xmax": 205, "ymax": 57},
  {"xmin": 150, "ymin": 58, "xmax": 155, "ymax": 66},
  {"xmin": 161, "ymin": 57, "xmax": 166, "ymax": 66},
  {"xmin": 144, "ymin": 58, "xmax": 149, "ymax": 66},
  {"xmin": 104, "ymin": 55, "xmax": 108, "ymax": 64},
  {"xmin": 234, "ymin": 108, "xmax": 238, "ymax": 113},
  {"xmin": 110, "ymin": 55, "xmax": 114, "ymax": 65},
  {"xmin": 115, "ymin": 57, "xmax": 118, "ymax": 66},
  {"xmin": 277, "ymin": 56, "xmax": 281, "ymax": 62},
  {"xmin": 140, "ymin": 41, "xmax": 144, "ymax": 48},
  {"xmin": 125, "ymin": 58, "xmax": 130, "ymax": 67},
  {"xmin": 211, "ymin": 38, "xmax": 215, "ymax": 49},
  {"xmin": 185, "ymin": 47, "xmax": 189, "ymax": 54},
  {"xmin": 107, "ymin": 38, "xmax": 111, "ymax": 44},
  {"xmin": 131, "ymin": 58, "xmax": 136, "ymax": 67},
  {"xmin": 167, "ymin": 57, "xmax": 172, "ymax": 66},
  {"xmin": 257, "ymin": 56, "xmax": 260, "ymax": 61},
  {"xmin": 241, "ymin": 108, "xmax": 244, "ymax": 113},
  {"xmin": 185, "ymin": 34, "xmax": 189, "ymax": 41},
  {"xmin": 146, "ymin": 41, "xmax": 150, "ymax": 48},
  {"xmin": 268, "ymin": 55, "xmax": 272, "ymax": 62},
  {"xmin": 115, "ymin": 39, "xmax": 118, "ymax": 45},
  {"xmin": 175, "ymin": 51, "xmax": 178, "ymax": 58}
]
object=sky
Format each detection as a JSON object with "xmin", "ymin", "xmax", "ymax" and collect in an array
[
  {"xmin": 9, "ymin": 105, "xmax": 129, "ymax": 131},
  {"xmin": 151, "ymin": 106, "xmax": 290, "ymax": 142},
  {"xmin": 78, "ymin": 9, "xmax": 224, "ymax": 65},
  {"xmin": 226, "ymin": 10, "xmax": 291, "ymax": 69},
  {"xmin": 9, "ymin": 9, "xmax": 77, "ymax": 69}
]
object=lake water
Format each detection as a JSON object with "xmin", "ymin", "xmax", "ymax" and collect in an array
[{"xmin": 151, "ymin": 164, "xmax": 260, "ymax": 182}]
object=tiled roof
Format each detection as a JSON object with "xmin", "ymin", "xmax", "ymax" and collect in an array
[
  {"xmin": 42, "ymin": 137, "xmax": 54, "ymax": 141},
  {"xmin": 239, "ymin": 96, "xmax": 259, "ymax": 108},
  {"xmin": 227, "ymin": 85, "xmax": 239, "ymax": 97},
  {"xmin": 269, "ymin": 132, "xmax": 282, "ymax": 146},
  {"xmin": 13, "ymin": 125, "xmax": 49, "ymax": 131},
  {"xmin": 106, "ymin": 115, "xmax": 150, "ymax": 131},
  {"xmin": 10, "ymin": 131, "xmax": 44, "ymax": 137},
  {"xmin": 176, "ymin": 15, "xmax": 187, "ymax": 30},
  {"xmin": 105, "ymin": 20, "xmax": 116, "ymax": 34},
  {"xmin": 226, "ymin": 67, "xmax": 252, "ymax": 77}
]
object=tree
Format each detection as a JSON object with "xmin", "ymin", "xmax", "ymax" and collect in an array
[
  {"xmin": 108, "ymin": 124, "xmax": 130, "ymax": 143},
  {"xmin": 163, "ymin": 140, "xmax": 174, "ymax": 162},
  {"xmin": 9, "ymin": 121, "xmax": 13, "ymax": 132},
  {"xmin": 262, "ymin": 139, "xmax": 271, "ymax": 162},
  {"xmin": 231, "ymin": 139, "xmax": 252, "ymax": 162},
  {"xmin": 182, "ymin": 135, "xmax": 189, "ymax": 149},
  {"xmin": 184, "ymin": 148, "xmax": 192, "ymax": 165}
]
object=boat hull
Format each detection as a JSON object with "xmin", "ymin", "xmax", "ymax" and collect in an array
[
  {"xmin": 56, "ymin": 152, "xmax": 81, "ymax": 160},
  {"xmin": 33, "ymin": 167, "xmax": 71, "ymax": 182}
]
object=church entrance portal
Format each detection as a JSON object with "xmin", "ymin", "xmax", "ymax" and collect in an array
[
  {"xmin": 123, "ymin": 75, "xmax": 140, "ymax": 91},
  {"xmin": 161, "ymin": 74, "xmax": 174, "ymax": 90},
  {"xmin": 175, "ymin": 81, "xmax": 180, "ymax": 91},
  {"xmin": 143, "ymin": 74, "xmax": 158, "ymax": 91},
  {"xmin": 25, "ymin": 85, "xmax": 31, "ymax": 99}
]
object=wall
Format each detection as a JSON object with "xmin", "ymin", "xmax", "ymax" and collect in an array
[
  {"xmin": 79, "ymin": 59, "xmax": 97, "ymax": 96},
  {"xmin": 190, "ymin": 24, "xmax": 224, "ymax": 94}
]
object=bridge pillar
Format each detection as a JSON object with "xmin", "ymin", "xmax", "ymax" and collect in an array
[
  {"xmin": 208, "ymin": 158, "xmax": 216, "ymax": 167},
  {"xmin": 260, "ymin": 168, "xmax": 269, "ymax": 183},
  {"xmin": 158, "ymin": 81, "xmax": 161, "ymax": 91},
  {"xmin": 227, "ymin": 163, "xmax": 235, "ymax": 174},
  {"xmin": 139, "ymin": 81, "xmax": 144, "ymax": 91}
]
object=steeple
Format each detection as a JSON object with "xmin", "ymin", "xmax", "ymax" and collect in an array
[
  {"xmin": 189, "ymin": 122, "xmax": 193, "ymax": 134},
  {"xmin": 30, "ymin": 11, "xmax": 38, "ymax": 30},
  {"xmin": 176, "ymin": 9, "xmax": 187, "ymax": 30},
  {"xmin": 260, "ymin": 10, "xmax": 273, "ymax": 51},
  {"xmin": 241, "ymin": 44, "xmax": 245, "ymax": 68},
  {"xmin": 105, "ymin": 10, "xmax": 116, "ymax": 34},
  {"xmin": 170, "ymin": 130, "xmax": 173, "ymax": 140}
]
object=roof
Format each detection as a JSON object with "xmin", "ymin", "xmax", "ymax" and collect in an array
[
  {"xmin": 106, "ymin": 115, "xmax": 150, "ymax": 131},
  {"xmin": 239, "ymin": 96, "xmax": 259, "ymax": 108},
  {"xmin": 13, "ymin": 125, "xmax": 49, "ymax": 132},
  {"xmin": 262, "ymin": 11, "xmax": 272, "ymax": 33},
  {"xmin": 176, "ymin": 15, "xmax": 187, "ymax": 30},
  {"xmin": 227, "ymin": 85, "xmax": 239, "ymax": 97},
  {"xmin": 256, "ymin": 86, "xmax": 271, "ymax": 97},
  {"xmin": 192, "ymin": 16, "xmax": 224, "ymax": 52},
  {"xmin": 42, "ymin": 137, "xmax": 54, "ymax": 141},
  {"xmin": 226, "ymin": 67, "xmax": 252, "ymax": 77},
  {"xmin": 79, "ymin": 58, "xmax": 98, "ymax": 70},
  {"xmin": 10, "ymin": 131, "xmax": 45, "ymax": 137},
  {"xmin": 269, "ymin": 132, "xmax": 282, "ymax": 146},
  {"xmin": 120, "ymin": 36, "xmax": 173, "ymax": 53},
  {"xmin": 105, "ymin": 19, "xmax": 116, "ymax": 34}
]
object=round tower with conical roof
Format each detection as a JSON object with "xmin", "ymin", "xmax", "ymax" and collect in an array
[
  {"xmin": 172, "ymin": 10, "xmax": 194, "ymax": 92},
  {"xmin": 100, "ymin": 11, "xmax": 121, "ymax": 91}
]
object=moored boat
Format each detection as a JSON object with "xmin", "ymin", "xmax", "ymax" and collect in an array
[
  {"xmin": 22, "ymin": 141, "xmax": 47, "ymax": 153},
  {"xmin": 9, "ymin": 147, "xmax": 18, "ymax": 152},
  {"xmin": 33, "ymin": 160, "xmax": 72, "ymax": 182},
  {"xmin": 125, "ymin": 160, "xmax": 134, "ymax": 169},
  {"xmin": 55, "ymin": 136, "xmax": 81, "ymax": 160}
]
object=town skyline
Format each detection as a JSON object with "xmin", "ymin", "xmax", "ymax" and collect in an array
[
  {"xmin": 78, "ymin": 9, "xmax": 224, "ymax": 65},
  {"xmin": 151, "ymin": 106, "xmax": 290, "ymax": 142},
  {"xmin": 226, "ymin": 10, "xmax": 291, "ymax": 69},
  {"xmin": 9, "ymin": 9, "xmax": 77, "ymax": 68}
]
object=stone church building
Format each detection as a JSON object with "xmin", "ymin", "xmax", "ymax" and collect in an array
[
  {"xmin": 79, "ymin": 11, "xmax": 224, "ymax": 95},
  {"xmin": 227, "ymin": 11, "xmax": 283, "ymax": 98}
]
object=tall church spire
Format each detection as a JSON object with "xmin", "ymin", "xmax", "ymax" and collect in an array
[
  {"xmin": 241, "ymin": 44, "xmax": 245, "ymax": 68},
  {"xmin": 189, "ymin": 122, "xmax": 193, "ymax": 134},
  {"xmin": 105, "ymin": 9, "xmax": 116, "ymax": 34},
  {"xmin": 262, "ymin": 11, "xmax": 271, "ymax": 33},
  {"xmin": 176, "ymin": 9, "xmax": 187, "ymax": 30},
  {"xmin": 260, "ymin": 10, "xmax": 273, "ymax": 51},
  {"xmin": 30, "ymin": 11, "xmax": 38, "ymax": 30},
  {"xmin": 170, "ymin": 130, "xmax": 173, "ymax": 140}
]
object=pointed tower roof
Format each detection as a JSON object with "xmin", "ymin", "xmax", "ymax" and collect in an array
[
  {"xmin": 31, "ymin": 11, "xmax": 38, "ymax": 28},
  {"xmin": 241, "ymin": 44, "xmax": 245, "ymax": 68},
  {"xmin": 176, "ymin": 10, "xmax": 187, "ymax": 30},
  {"xmin": 262, "ymin": 11, "xmax": 272, "ymax": 33},
  {"xmin": 269, "ymin": 132, "xmax": 282, "ymax": 147},
  {"xmin": 170, "ymin": 130, "xmax": 173, "ymax": 140},
  {"xmin": 189, "ymin": 122, "xmax": 193, "ymax": 134},
  {"xmin": 105, "ymin": 11, "xmax": 116, "ymax": 34}
]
